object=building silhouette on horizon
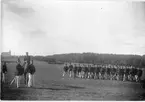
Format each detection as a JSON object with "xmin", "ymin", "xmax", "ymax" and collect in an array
[{"xmin": 1, "ymin": 50, "xmax": 11, "ymax": 57}]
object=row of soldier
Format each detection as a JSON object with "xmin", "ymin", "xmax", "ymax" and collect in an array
[{"xmin": 62, "ymin": 63, "xmax": 143, "ymax": 82}]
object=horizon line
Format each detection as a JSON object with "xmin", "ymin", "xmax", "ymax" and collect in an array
[{"xmin": 1, "ymin": 51, "xmax": 144, "ymax": 56}]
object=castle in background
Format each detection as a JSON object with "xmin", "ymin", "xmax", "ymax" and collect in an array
[{"xmin": 1, "ymin": 50, "xmax": 11, "ymax": 57}]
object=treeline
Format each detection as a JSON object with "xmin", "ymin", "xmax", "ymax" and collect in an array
[
  {"xmin": 2, "ymin": 53, "xmax": 144, "ymax": 67},
  {"xmin": 32, "ymin": 53, "xmax": 145, "ymax": 68}
]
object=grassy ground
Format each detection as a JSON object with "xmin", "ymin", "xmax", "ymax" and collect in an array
[{"xmin": 1, "ymin": 60, "xmax": 145, "ymax": 100}]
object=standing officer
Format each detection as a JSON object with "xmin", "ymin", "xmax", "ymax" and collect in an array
[
  {"xmin": 24, "ymin": 52, "xmax": 31, "ymax": 85},
  {"xmin": 2, "ymin": 62, "xmax": 8, "ymax": 83}
]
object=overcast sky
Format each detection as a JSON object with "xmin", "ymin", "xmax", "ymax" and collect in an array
[{"xmin": 2, "ymin": 0, "xmax": 145, "ymax": 55}]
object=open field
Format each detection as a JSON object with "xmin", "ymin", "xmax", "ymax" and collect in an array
[{"xmin": 1, "ymin": 60, "xmax": 145, "ymax": 100}]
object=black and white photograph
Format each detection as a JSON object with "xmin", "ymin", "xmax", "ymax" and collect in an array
[{"xmin": 1, "ymin": 0, "xmax": 145, "ymax": 100}]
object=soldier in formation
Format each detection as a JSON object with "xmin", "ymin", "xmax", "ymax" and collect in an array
[{"xmin": 63, "ymin": 63, "xmax": 144, "ymax": 82}]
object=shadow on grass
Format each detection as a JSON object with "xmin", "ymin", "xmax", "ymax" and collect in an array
[
  {"xmin": 33, "ymin": 87, "xmax": 70, "ymax": 91},
  {"xmin": 64, "ymin": 85, "xmax": 85, "ymax": 89},
  {"xmin": 32, "ymin": 84, "xmax": 85, "ymax": 91},
  {"xmin": 53, "ymin": 84, "xmax": 86, "ymax": 89}
]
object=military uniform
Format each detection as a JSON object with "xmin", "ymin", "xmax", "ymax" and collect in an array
[
  {"xmin": 73, "ymin": 65, "xmax": 77, "ymax": 78},
  {"xmin": 116, "ymin": 67, "xmax": 120, "ymax": 81},
  {"xmin": 69, "ymin": 64, "xmax": 73, "ymax": 77},
  {"xmin": 2, "ymin": 62, "xmax": 8, "ymax": 83},
  {"xmin": 136, "ymin": 68, "xmax": 143, "ymax": 82},
  {"xmin": 24, "ymin": 54, "xmax": 31, "ymax": 85},
  {"xmin": 131, "ymin": 67, "xmax": 137, "ymax": 81},
  {"xmin": 129, "ymin": 67, "xmax": 134, "ymax": 81},
  {"xmin": 110, "ymin": 66, "xmax": 116, "ymax": 80},
  {"xmin": 126, "ymin": 67, "xmax": 130, "ymax": 81},
  {"xmin": 94, "ymin": 65, "xmax": 99, "ymax": 79},
  {"xmin": 81, "ymin": 65, "xmax": 85, "ymax": 78},
  {"xmin": 84, "ymin": 65, "xmax": 89, "ymax": 79},
  {"xmin": 78, "ymin": 65, "xmax": 82, "ymax": 78},
  {"xmin": 64, "ymin": 64, "xmax": 69, "ymax": 73},
  {"xmin": 120, "ymin": 67, "xmax": 124, "ymax": 81},
  {"xmin": 106, "ymin": 66, "xmax": 111, "ymax": 80},
  {"xmin": 123, "ymin": 67, "xmax": 128, "ymax": 81}
]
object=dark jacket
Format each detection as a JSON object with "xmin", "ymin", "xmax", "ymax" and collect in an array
[
  {"xmin": 2, "ymin": 64, "xmax": 7, "ymax": 73},
  {"xmin": 27, "ymin": 64, "xmax": 36, "ymax": 75},
  {"xmin": 16, "ymin": 64, "xmax": 24, "ymax": 76}
]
